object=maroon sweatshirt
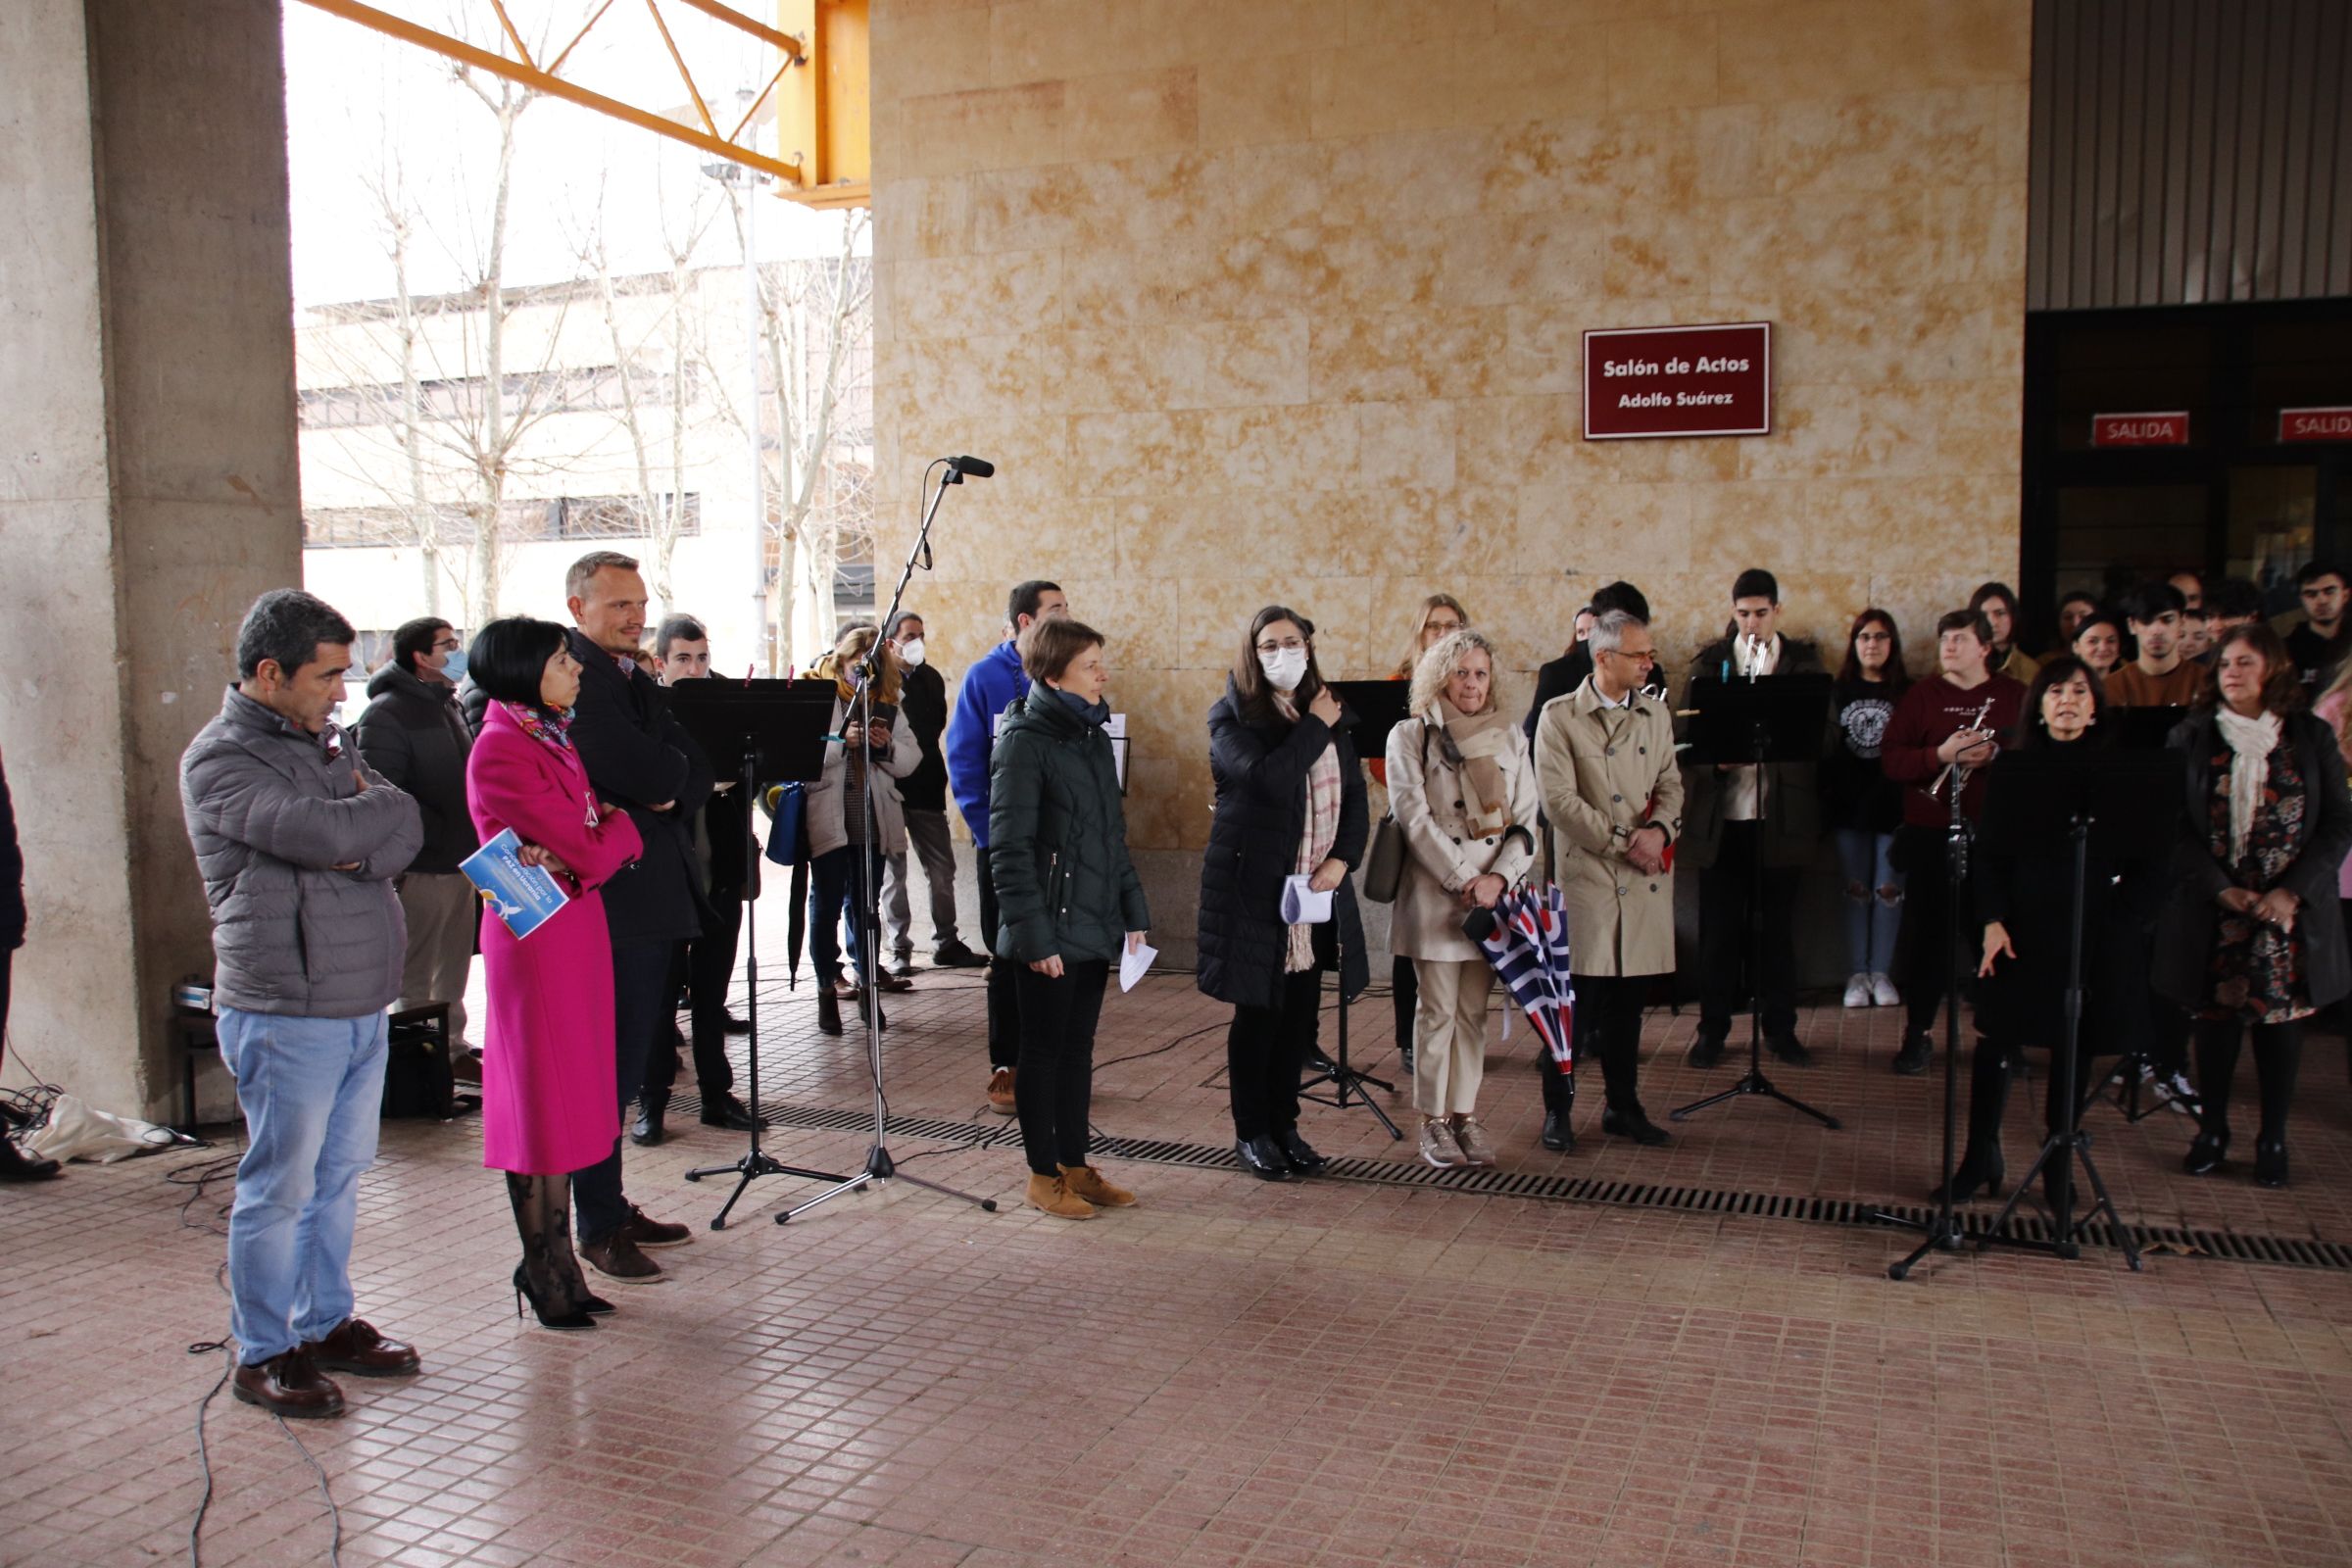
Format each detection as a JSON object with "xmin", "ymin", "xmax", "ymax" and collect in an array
[{"xmin": 1881, "ymin": 673, "xmax": 2027, "ymax": 827}]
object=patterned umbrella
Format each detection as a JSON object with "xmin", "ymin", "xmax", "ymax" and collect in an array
[{"xmin": 1474, "ymin": 884, "xmax": 1575, "ymax": 1081}]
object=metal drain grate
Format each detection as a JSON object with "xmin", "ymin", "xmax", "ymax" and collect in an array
[{"xmin": 669, "ymin": 1092, "xmax": 2352, "ymax": 1271}]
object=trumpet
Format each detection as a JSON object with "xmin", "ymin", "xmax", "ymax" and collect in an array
[{"xmin": 1930, "ymin": 696, "xmax": 1998, "ymax": 799}]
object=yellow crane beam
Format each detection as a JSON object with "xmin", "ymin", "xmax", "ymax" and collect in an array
[{"xmin": 290, "ymin": 0, "xmax": 868, "ymax": 206}]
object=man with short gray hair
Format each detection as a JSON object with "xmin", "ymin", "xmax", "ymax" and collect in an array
[{"xmin": 180, "ymin": 589, "xmax": 426, "ymax": 1419}]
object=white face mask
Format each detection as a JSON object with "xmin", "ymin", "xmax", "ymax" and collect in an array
[
  {"xmin": 898, "ymin": 637, "xmax": 927, "ymax": 669},
  {"xmin": 1258, "ymin": 647, "xmax": 1309, "ymax": 692}
]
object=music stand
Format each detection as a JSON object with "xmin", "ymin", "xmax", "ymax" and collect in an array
[
  {"xmin": 1670, "ymin": 672, "xmax": 1841, "ymax": 1131},
  {"xmin": 669, "ymin": 680, "xmax": 853, "ymax": 1229},
  {"xmin": 2093, "ymin": 704, "xmax": 2194, "ymax": 1123},
  {"xmin": 1970, "ymin": 749, "xmax": 2176, "ymax": 1270},
  {"xmin": 1328, "ymin": 680, "xmax": 1410, "ymax": 760}
]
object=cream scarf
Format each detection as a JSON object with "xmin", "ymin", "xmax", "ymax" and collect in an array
[
  {"xmin": 1438, "ymin": 697, "xmax": 1517, "ymax": 837},
  {"xmin": 2216, "ymin": 707, "xmax": 2282, "ymax": 864}
]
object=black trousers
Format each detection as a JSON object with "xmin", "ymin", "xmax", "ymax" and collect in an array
[
  {"xmin": 1895, "ymin": 823, "xmax": 1962, "ymax": 1037},
  {"xmin": 1698, "ymin": 820, "xmax": 1799, "ymax": 1041},
  {"xmin": 1391, "ymin": 954, "xmax": 1417, "ymax": 1057},
  {"xmin": 1011, "ymin": 959, "xmax": 1108, "ymax": 1175},
  {"xmin": 975, "ymin": 854, "xmax": 1020, "ymax": 1072},
  {"xmin": 576, "ymin": 939, "xmax": 677, "ymax": 1245},
  {"xmin": 1571, "ymin": 972, "xmax": 1649, "ymax": 1115},
  {"xmin": 1227, "ymin": 968, "xmax": 1322, "ymax": 1141},
  {"xmin": 2194, "ymin": 1016, "xmax": 2304, "ymax": 1145},
  {"xmin": 642, "ymin": 893, "xmax": 743, "ymax": 1098}
]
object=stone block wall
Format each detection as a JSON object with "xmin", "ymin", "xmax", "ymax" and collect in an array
[{"xmin": 867, "ymin": 0, "xmax": 2032, "ymax": 964}]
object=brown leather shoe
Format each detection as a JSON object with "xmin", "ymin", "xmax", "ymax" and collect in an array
[
  {"xmin": 1058, "ymin": 1162, "xmax": 1136, "ymax": 1207},
  {"xmin": 580, "ymin": 1232, "xmax": 665, "ymax": 1283},
  {"xmin": 619, "ymin": 1204, "xmax": 692, "ymax": 1248},
  {"xmin": 301, "ymin": 1317, "xmax": 419, "ymax": 1378},
  {"xmin": 231, "ymin": 1349, "xmax": 345, "ymax": 1419}
]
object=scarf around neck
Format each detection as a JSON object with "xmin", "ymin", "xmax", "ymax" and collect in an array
[
  {"xmin": 504, "ymin": 700, "xmax": 575, "ymax": 750},
  {"xmin": 1273, "ymin": 690, "xmax": 1344, "ymax": 973},
  {"xmin": 1437, "ymin": 696, "xmax": 1516, "ymax": 836},
  {"xmin": 2216, "ymin": 707, "xmax": 2283, "ymax": 864}
]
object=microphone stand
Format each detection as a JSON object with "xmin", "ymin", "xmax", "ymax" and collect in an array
[
  {"xmin": 1882, "ymin": 755, "xmax": 1975, "ymax": 1279},
  {"xmin": 782, "ymin": 461, "xmax": 999, "ymax": 1224}
]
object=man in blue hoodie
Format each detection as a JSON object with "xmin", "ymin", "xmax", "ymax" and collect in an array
[{"xmin": 945, "ymin": 580, "xmax": 1067, "ymax": 1111}]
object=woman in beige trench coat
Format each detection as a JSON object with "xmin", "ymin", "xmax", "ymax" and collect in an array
[
  {"xmin": 1531, "ymin": 610, "xmax": 1684, "ymax": 1147},
  {"xmin": 1387, "ymin": 630, "xmax": 1540, "ymax": 1170}
]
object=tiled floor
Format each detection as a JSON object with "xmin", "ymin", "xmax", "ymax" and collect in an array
[{"xmin": 9, "ymin": 938, "xmax": 2352, "ymax": 1567}]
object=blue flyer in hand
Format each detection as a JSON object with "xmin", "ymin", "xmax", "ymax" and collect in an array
[{"xmin": 460, "ymin": 826, "xmax": 569, "ymax": 939}]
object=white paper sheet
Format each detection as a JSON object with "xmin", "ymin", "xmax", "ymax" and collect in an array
[
  {"xmin": 1281, "ymin": 874, "xmax": 1334, "ymax": 924},
  {"xmin": 1119, "ymin": 940, "xmax": 1158, "ymax": 993}
]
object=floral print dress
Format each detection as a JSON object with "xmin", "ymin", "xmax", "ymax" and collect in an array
[{"xmin": 2199, "ymin": 740, "xmax": 2315, "ymax": 1023}]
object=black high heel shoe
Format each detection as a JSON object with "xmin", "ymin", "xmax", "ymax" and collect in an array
[
  {"xmin": 1931, "ymin": 1151, "xmax": 2006, "ymax": 1205},
  {"xmin": 513, "ymin": 1265, "xmax": 596, "ymax": 1330}
]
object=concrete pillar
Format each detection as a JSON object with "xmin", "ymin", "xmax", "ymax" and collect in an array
[{"xmin": 2, "ymin": 0, "xmax": 303, "ymax": 1119}]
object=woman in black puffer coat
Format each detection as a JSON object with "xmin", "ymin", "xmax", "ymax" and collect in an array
[
  {"xmin": 990, "ymin": 619, "xmax": 1150, "ymax": 1219},
  {"xmin": 1198, "ymin": 607, "xmax": 1369, "ymax": 1182}
]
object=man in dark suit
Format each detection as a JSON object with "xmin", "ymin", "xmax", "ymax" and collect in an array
[
  {"xmin": 630, "ymin": 614, "xmax": 759, "ymax": 1145},
  {"xmin": 563, "ymin": 552, "xmax": 710, "ymax": 1284}
]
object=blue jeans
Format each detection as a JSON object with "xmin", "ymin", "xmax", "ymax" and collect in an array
[
  {"xmin": 216, "ymin": 1007, "xmax": 389, "ymax": 1365},
  {"xmin": 1834, "ymin": 828, "xmax": 1904, "ymax": 974},
  {"xmin": 808, "ymin": 845, "xmax": 880, "ymax": 986}
]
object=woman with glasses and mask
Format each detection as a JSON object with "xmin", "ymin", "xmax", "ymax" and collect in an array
[
  {"xmin": 1370, "ymin": 593, "xmax": 1471, "ymax": 1076},
  {"xmin": 1198, "ymin": 607, "xmax": 1369, "ymax": 1182}
]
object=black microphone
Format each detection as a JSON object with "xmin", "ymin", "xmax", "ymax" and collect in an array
[{"xmin": 948, "ymin": 454, "xmax": 995, "ymax": 478}]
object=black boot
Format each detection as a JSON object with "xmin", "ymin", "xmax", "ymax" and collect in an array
[
  {"xmin": 2187, "ymin": 1019, "xmax": 2239, "ymax": 1175},
  {"xmin": 815, "ymin": 986, "xmax": 843, "ymax": 1037},
  {"xmin": 1539, "ymin": 1058, "xmax": 1576, "ymax": 1152},
  {"xmin": 1392, "ymin": 956, "xmax": 1416, "ymax": 1076},
  {"xmin": 855, "ymin": 985, "xmax": 889, "ymax": 1032},
  {"xmin": 2250, "ymin": 1021, "xmax": 2301, "ymax": 1189},
  {"xmin": 1934, "ymin": 1039, "xmax": 2011, "ymax": 1202},
  {"xmin": 630, "ymin": 1089, "xmax": 667, "ymax": 1147}
]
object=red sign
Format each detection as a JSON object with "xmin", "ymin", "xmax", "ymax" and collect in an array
[
  {"xmin": 1584, "ymin": 322, "xmax": 1771, "ymax": 440},
  {"xmin": 2091, "ymin": 412, "xmax": 2189, "ymax": 447},
  {"xmin": 2281, "ymin": 407, "xmax": 2352, "ymax": 444}
]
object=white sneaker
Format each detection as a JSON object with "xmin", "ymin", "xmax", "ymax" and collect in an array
[
  {"xmin": 1842, "ymin": 973, "xmax": 1872, "ymax": 1008},
  {"xmin": 1870, "ymin": 972, "xmax": 1900, "ymax": 1007},
  {"xmin": 2150, "ymin": 1070, "xmax": 2198, "ymax": 1115}
]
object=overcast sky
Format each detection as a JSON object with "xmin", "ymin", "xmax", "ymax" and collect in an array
[{"xmin": 282, "ymin": 0, "xmax": 858, "ymax": 309}]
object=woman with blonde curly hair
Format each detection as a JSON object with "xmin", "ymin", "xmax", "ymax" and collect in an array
[{"xmin": 1385, "ymin": 628, "xmax": 1540, "ymax": 1167}]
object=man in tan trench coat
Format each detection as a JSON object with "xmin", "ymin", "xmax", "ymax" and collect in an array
[{"xmin": 1532, "ymin": 610, "xmax": 1684, "ymax": 1147}]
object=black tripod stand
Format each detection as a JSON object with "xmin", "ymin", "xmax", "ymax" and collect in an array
[
  {"xmin": 782, "ymin": 457, "xmax": 1000, "ymax": 1224},
  {"xmin": 1672, "ymin": 671, "xmax": 1839, "ymax": 1131},
  {"xmin": 1879, "ymin": 745, "xmax": 1989, "ymax": 1279},
  {"xmin": 1969, "ymin": 749, "xmax": 2173, "ymax": 1272},
  {"xmin": 671, "ymin": 682, "xmax": 851, "ymax": 1228},
  {"xmin": 1298, "ymin": 922, "xmax": 1402, "ymax": 1140}
]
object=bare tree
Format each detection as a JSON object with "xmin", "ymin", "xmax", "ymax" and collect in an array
[{"xmin": 700, "ymin": 195, "xmax": 874, "ymax": 670}]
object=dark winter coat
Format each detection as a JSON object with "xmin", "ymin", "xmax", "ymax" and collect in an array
[
  {"xmin": 565, "ymin": 630, "xmax": 714, "ymax": 947},
  {"xmin": 2152, "ymin": 708, "xmax": 2352, "ymax": 1012},
  {"xmin": 458, "ymin": 677, "xmax": 491, "ymax": 738},
  {"xmin": 0, "ymin": 750, "xmax": 23, "ymax": 952},
  {"xmin": 1971, "ymin": 739, "xmax": 2166, "ymax": 1051},
  {"xmin": 178, "ymin": 688, "xmax": 424, "ymax": 1017},
  {"xmin": 1676, "ymin": 635, "xmax": 1827, "ymax": 870},
  {"xmin": 353, "ymin": 661, "xmax": 477, "ymax": 874},
  {"xmin": 896, "ymin": 662, "xmax": 951, "ymax": 814},
  {"xmin": 1196, "ymin": 678, "xmax": 1370, "ymax": 1010},
  {"xmin": 988, "ymin": 691, "xmax": 1148, "ymax": 964}
]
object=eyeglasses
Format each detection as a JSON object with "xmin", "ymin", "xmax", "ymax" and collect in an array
[
  {"xmin": 1424, "ymin": 618, "xmax": 1462, "ymax": 635},
  {"xmin": 1854, "ymin": 631, "xmax": 1891, "ymax": 644},
  {"xmin": 1602, "ymin": 647, "xmax": 1656, "ymax": 666},
  {"xmin": 1255, "ymin": 636, "xmax": 1306, "ymax": 655}
]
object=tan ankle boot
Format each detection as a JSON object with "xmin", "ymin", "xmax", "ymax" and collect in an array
[
  {"xmin": 1025, "ymin": 1172, "xmax": 1095, "ymax": 1219},
  {"xmin": 1058, "ymin": 1162, "xmax": 1136, "ymax": 1207}
]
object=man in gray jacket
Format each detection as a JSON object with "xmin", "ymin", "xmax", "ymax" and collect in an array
[{"xmin": 180, "ymin": 590, "xmax": 426, "ymax": 1420}]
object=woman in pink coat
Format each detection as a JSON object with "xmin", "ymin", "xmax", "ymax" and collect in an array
[{"xmin": 465, "ymin": 617, "xmax": 643, "ymax": 1330}]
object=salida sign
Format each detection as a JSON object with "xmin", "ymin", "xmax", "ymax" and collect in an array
[
  {"xmin": 2281, "ymin": 407, "xmax": 2352, "ymax": 443},
  {"xmin": 1584, "ymin": 322, "xmax": 1771, "ymax": 440},
  {"xmin": 2091, "ymin": 412, "xmax": 2189, "ymax": 447}
]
